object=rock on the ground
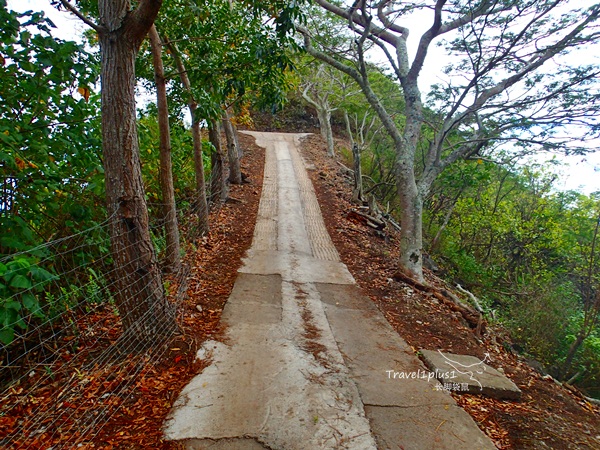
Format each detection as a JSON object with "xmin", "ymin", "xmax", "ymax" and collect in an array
[{"xmin": 420, "ymin": 349, "xmax": 522, "ymax": 401}]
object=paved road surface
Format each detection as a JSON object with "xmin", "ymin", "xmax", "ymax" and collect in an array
[{"xmin": 164, "ymin": 132, "xmax": 496, "ymax": 450}]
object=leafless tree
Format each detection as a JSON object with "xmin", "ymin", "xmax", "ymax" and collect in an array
[{"xmin": 301, "ymin": 0, "xmax": 600, "ymax": 281}]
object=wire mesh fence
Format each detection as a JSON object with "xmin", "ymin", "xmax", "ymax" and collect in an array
[{"xmin": 0, "ymin": 198, "xmax": 200, "ymax": 448}]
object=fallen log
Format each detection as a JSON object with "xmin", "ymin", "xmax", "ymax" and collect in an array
[
  {"xmin": 347, "ymin": 209, "xmax": 386, "ymax": 230},
  {"xmin": 386, "ymin": 216, "xmax": 401, "ymax": 232},
  {"xmin": 226, "ymin": 196, "xmax": 245, "ymax": 204},
  {"xmin": 392, "ymin": 270, "xmax": 486, "ymax": 337},
  {"xmin": 336, "ymin": 161, "xmax": 354, "ymax": 177},
  {"xmin": 456, "ymin": 283, "xmax": 484, "ymax": 313}
]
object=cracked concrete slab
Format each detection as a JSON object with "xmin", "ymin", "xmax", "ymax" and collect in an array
[
  {"xmin": 365, "ymin": 404, "xmax": 496, "ymax": 450},
  {"xmin": 164, "ymin": 131, "xmax": 496, "ymax": 450},
  {"xmin": 239, "ymin": 250, "xmax": 355, "ymax": 284},
  {"xmin": 324, "ymin": 306, "xmax": 450, "ymax": 408},
  {"xmin": 316, "ymin": 282, "xmax": 379, "ymax": 311},
  {"xmin": 164, "ymin": 132, "xmax": 376, "ymax": 449},
  {"xmin": 221, "ymin": 274, "xmax": 282, "ymax": 325},
  {"xmin": 182, "ymin": 438, "xmax": 271, "ymax": 449}
]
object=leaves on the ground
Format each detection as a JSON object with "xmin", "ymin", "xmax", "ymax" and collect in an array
[
  {"xmin": 301, "ymin": 133, "xmax": 600, "ymax": 450},
  {"xmin": 0, "ymin": 134, "xmax": 264, "ymax": 448}
]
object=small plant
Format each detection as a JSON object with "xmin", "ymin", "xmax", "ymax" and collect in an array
[
  {"xmin": 164, "ymin": 280, "xmax": 172, "ymax": 297},
  {"xmin": 151, "ymin": 230, "xmax": 168, "ymax": 258},
  {"xmin": 85, "ymin": 268, "xmax": 111, "ymax": 304}
]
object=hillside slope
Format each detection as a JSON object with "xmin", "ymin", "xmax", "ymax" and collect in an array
[{"xmin": 298, "ymin": 133, "xmax": 600, "ymax": 449}]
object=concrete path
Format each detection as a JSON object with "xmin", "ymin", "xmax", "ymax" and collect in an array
[{"xmin": 164, "ymin": 132, "xmax": 496, "ymax": 450}]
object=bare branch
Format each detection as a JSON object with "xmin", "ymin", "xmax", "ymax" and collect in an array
[
  {"xmin": 376, "ymin": 0, "xmax": 409, "ymax": 37},
  {"xmin": 437, "ymin": 4, "xmax": 600, "ymax": 155},
  {"xmin": 369, "ymin": 33, "xmax": 402, "ymax": 79},
  {"xmin": 299, "ymin": 26, "xmax": 361, "ymax": 81},
  {"xmin": 301, "ymin": 26, "xmax": 405, "ymax": 151},
  {"xmin": 439, "ymin": 0, "xmax": 511, "ymax": 34},
  {"xmin": 301, "ymin": 84, "xmax": 320, "ymax": 109},
  {"xmin": 58, "ymin": 0, "xmax": 103, "ymax": 33},
  {"xmin": 407, "ymin": 0, "xmax": 446, "ymax": 83},
  {"xmin": 314, "ymin": 0, "xmax": 399, "ymax": 46}
]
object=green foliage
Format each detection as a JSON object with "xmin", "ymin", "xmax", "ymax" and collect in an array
[
  {"xmin": 506, "ymin": 279, "xmax": 578, "ymax": 364},
  {"xmin": 578, "ymin": 333, "xmax": 600, "ymax": 397},
  {"xmin": 143, "ymin": 0, "xmax": 302, "ymax": 120},
  {"xmin": 427, "ymin": 162, "xmax": 573, "ymax": 284},
  {"xmin": 0, "ymin": 3, "xmax": 103, "ymax": 252},
  {"xmin": 0, "ymin": 240, "xmax": 115, "ymax": 345},
  {"xmin": 53, "ymin": 267, "xmax": 112, "ymax": 312},
  {"xmin": 0, "ymin": 0, "xmax": 307, "ymax": 353},
  {"xmin": 138, "ymin": 111, "xmax": 202, "ymax": 204},
  {"xmin": 0, "ymin": 256, "xmax": 56, "ymax": 344},
  {"xmin": 137, "ymin": 110, "xmax": 213, "ymax": 232},
  {"xmin": 425, "ymin": 159, "xmax": 600, "ymax": 391},
  {"xmin": 0, "ymin": 3, "xmax": 109, "ymax": 345}
]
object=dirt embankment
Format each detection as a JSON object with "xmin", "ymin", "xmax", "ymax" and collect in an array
[{"xmin": 299, "ymin": 133, "xmax": 600, "ymax": 450}]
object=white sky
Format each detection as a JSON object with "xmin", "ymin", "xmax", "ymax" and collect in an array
[
  {"xmin": 368, "ymin": 2, "xmax": 600, "ymax": 196},
  {"xmin": 6, "ymin": 0, "xmax": 600, "ymax": 195},
  {"xmin": 8, "ymin": 0, "xmax": 85, "ymax": 41}
]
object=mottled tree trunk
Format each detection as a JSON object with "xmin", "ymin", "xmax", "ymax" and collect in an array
[
  {"xmin": 317, "ymin": 108, "xmax": 335, "ymax": 157},
  {"xmin": 209, "ymin": 120, "xmax": 228, "ymax": 204},
  {"xmin": 149, "ymin": 25, "xmax": 180, "ymax": 273},
  {"xmin": 397, "ymin": 176, "xmax": 424, "ymax": 282},
  {"xmin": 302, "ymin": 88, "xmax": 334, "ymax": 157},
  {"xmin": 223, "ymin": 109, "xmax": 242, "ymax": 184},
  {"xmin": 234, "ymin": 119, "xmax": 243, "ymax": 159},
  {"xmin": 99, "ymin": 0, "xmax": 175, "ymax": 348}
]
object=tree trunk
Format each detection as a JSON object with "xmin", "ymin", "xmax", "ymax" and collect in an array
[
  {"xmin": 430, "ymin": 200, "xmax": 458, "ymax": 252},
  {"xmin": 223, "ymin": 109, "xmax": 242, "ymax": 184},
  {"xmin": 234, "ymin": 119, "xmax": 243, "ymax": 158},
  {"xmin": 302, "ymin": 86, "xmax": 334, "ymax": 157},
  {"xmin": 209, "ymin": 120, "xmax": 228, "ymax": 204},
  {"xmin": 396, "ymin": 158, "xmax": 424, "ymax": 282},
  {"xmin": 149, "ymin": 25, "xmax": 180, "ymax": 273},
  {"xmin": 164, "ymin": 39, "xmax": 209, "ymax": 235},
  {"xmin": 560, "ymin": 332, "xmax": 586, "ymax": 381},
  {"xmin": 395, "ymin": 76, "xmax": 426, "ymax": 282},
  {"xmin": 351, "ymin": 143, "xmax": 363, "ymax": 203},
  {"xmin": 344, "ymin": 110, "xmax": 362, "ymax": 202},
  {"xmin": 191, "ymin": 119, "xmax": 210, "ymax": 234},
  {"xmin": 304, "ymin": 31, "xmax": 426, "ymax": 280},
  {"xmin": 99, "ymin": 0, "xmax": 175, "ymax": 348},
  {"xmin": 317, "ymin": 108, "xmax": 334, "ymax": 157}
]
